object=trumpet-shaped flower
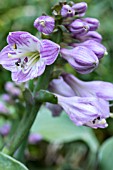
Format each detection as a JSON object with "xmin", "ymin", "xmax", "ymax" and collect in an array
[
  {"xmin": 62, "ymin": 73, "xmax": 113, "ymax": 101},
  {"xmin": 0, "ymin": 31, "xmax": 60, "ymax": 82},
  {"xmin": 55, "ymin": 94, "xmax": 109, "ymax": 128}
]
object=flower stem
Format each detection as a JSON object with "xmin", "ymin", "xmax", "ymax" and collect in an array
[{"xmin": 2, "ymin": 65, "xmax": 53, "ymax": 156}]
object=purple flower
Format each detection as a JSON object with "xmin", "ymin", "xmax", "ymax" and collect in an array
[
  {"xmin": 49, "ymin": 76, "xmax": 75, "ymax": 97},
  {"xmin": 69, "ymin": 19, "xmax": 89, "ymax": 36},
  {"xmin": 55, "ymin": 94, "xmax": 109, "ymax": 128},
  {"xmin": 61, "ymin": 4, "xmax": 75, "ymax": 18},
  {"xmin": 83, "ymin": 18, "xmax": 100, "ymax": 31},
  {"xmin": 28, "ymin": 133, "xmax": 42, "ymax": 144},
  {"xmin": 72, "ymin": 40, "xmax": 106, "ymax": 59},
  {"xmin": 0, "ymin": 102, "xmax": 9, "ymax": 115},
  {"xmin": 72, "ymin": 2, "xmax": 87, "ymax": 17},
  {"xmin": 5, "ymin": 81, "xmax": 21, "ymax": 96},
  {"xmin": 62, "ymin": 73, "xmax": 113, "ymax": 101},
  {"xmin": 0, "ymin": 31, "xmax": 60, "ymax": 82},
  {"xmin": 60, "ymin": 46, "xmax": 99, "ymax": 74},
  {"xmin": 69, "ymin": 18, "xmax": 99, "ymax": 36},
  {"xmin": 0, "ymin": 123, "xmax": 11, "ymax": 136},
  {"xmin": 34, "ymin": 16, "xmax": 55, "ymax": 35},
  {"xmin": 76, "ymin": 31, "xmax": 102, "ymax": 43}
]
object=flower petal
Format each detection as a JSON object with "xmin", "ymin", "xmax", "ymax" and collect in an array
[
  {"xmin": 7, "ymin": 31, "xmax": 42, "ymax": 54},
  {"xmin": 41, "ymin": 39, "xmax": 60, "ymax": 65}
]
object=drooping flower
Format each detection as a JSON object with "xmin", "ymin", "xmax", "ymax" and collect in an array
[
  {"xmin": 72, "ymin": 2, "xmax": 87, "ymax": 17},
  {"xmin": 0, "ymin": 31, "xmax": 60, "ymax": 82},
  {"xmin": 49, "ymin": 76, "xmax": 75, "ymax": 97},
  {"xmin": 62, "ymin": 73, "xmax": 113, "ymax": 101},
  {"xmin": 60, "ymin": 46, "xmax": 99, "ymax": 74},
  {"xmin": 34, "ymin": 16, "xmax": 55, "ymax": 35},
  {"xmin": 61, "ymin": 4, "xmax": 75, "ymax": 18},
  {"xmin": 72, "ymin": 40, "xmax": 106, "ymax": 59},
  {"xmin": 55, "ymin": 94, "xmax": 109, "ymax": 128}
]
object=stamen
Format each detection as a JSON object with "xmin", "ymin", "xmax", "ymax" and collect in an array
[
  {"xmin": 12, "ymin": 44, "xmax": 17, "ymax": 49},
  {"xmin": 40, "ymin": 20, "xmax": 45, "ymax": 27}
]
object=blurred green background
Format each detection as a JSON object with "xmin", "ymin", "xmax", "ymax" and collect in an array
[{"xmin": 0, "ymin": 0, "xmax": 113, "ymax": 170}]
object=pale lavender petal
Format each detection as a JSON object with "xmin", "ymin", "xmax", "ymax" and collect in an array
[
  {"xmin": 41, "ymin": 40, "xmax": 60, "ymax": 65},
  {"xmin": 12, "ymin": 59, "xmax": 45, "ymax": 83},
  {"xmin": 49, "ymin": 76, "xmax": 75, "ymax": 97},
  {"xmin": 62, "ymin": 73, "xmax": 113, "ymax": 101},
  {"xmin": 7, "ymin": 31, "xmax": 42, "ymax": 53},
  {"xmin": 56, "ymin": 94, "xmax": 109, "ymax": 128},
  {"xmin": 34, "ymin": 16, "xmax": 55, "ymax": 34}
]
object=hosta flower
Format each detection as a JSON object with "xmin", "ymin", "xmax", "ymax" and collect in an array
[
  {"xmin": 0, "ymin": 31, "xmax": 60, "ymax": 82},
  {"xmin": 61, "ymin": 46, "xmax": 99, "ymax": 74},
  {"xmin": 61, "ymin": 4, "xmax": 75, "ymax": 18},
  {"xmin": 76, "ymin": 31, "xmax": 102, "ymax": 43},
  {"xmin": 55, "ymin": 94, "xmax": 109, "ymax": 128},
  {"xmin": 72, "ymin": 40, "xmax": 106, "ymax": 59},
  {"xmin": 62, "ymin": 73, "xmax": 113, "ymax": 101},
  {"xmin": 72, "ymin": 2, "xmax": 87, "ymax": 17},
  {"xmin": 49, "ymin": 76, "xmax": 75, "ymax": 97},
  {"xmin": 34, "ymin": 16, "xmax": 55, "ymax": 35}
]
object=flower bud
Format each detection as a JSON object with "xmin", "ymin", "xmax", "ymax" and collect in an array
[
  {"xmin": 83, "ymin": 18, "xmax": 100, "ymax": 31},
  {"xmin": 72, "ymin": 2, "xmax": 87, "ymax": 17},
  {"xmin": 69, "ymin": 19, "xmax": 89, "ymax": 36},
  {"xmin": 46, "ymin": 103, "xmax": 62, "ymax": 117},
  {"xmin": 72, "ymin": 40, "xmax": 106, "ymax": 59},
  {"xmin": 76, "ymin": 31, "xmax": 102, "ymax": 43},
  {"xmin": 60, "ymin": 46, "xmax": 99, "ymax": 74},
  {"xmin": 61, "ymin": 4, "xmax": 75, "ymax": 18},
  {"xmin": 34, "ymin": 16, "xmax": 55, "ymax": 34}
]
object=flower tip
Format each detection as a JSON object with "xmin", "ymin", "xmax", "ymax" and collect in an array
[{"xmin": 105, "ymin": 51, "xmax": 108, "ymax": 55}]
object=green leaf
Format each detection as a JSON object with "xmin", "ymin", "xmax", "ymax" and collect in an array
[
  {"xmin": 31, "ymin": 106, "xmax": 99, "ymax": 152},
  {"xmin": 98, "ymin": 137, "xmax": 113, "ymax": 170},
  {"xmin": 0, "ymin": 152, "xmax": 28, "ymax": 170}
]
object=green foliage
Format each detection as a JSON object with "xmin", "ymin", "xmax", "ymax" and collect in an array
[
  {"xmin": 0, "ymin": 152, "xmax": 28, "ymax": 170},
  {"xmin": 98, "ymin": 137, "xmax": 113, "ymax": 170}
]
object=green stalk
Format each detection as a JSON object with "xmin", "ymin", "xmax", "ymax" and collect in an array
[{"xmin": 2, "ymin": 65, "xmax": 53, "ymax": 156}]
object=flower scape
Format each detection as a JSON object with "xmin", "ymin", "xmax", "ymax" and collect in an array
[{"xmin": 0, "ymin": 1, "xmax": 113, "ymax": 130}]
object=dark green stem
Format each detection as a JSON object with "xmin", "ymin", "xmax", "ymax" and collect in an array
[{"xmin": 2, "ymin": 65, "xmax": 53, "ymax": 156}]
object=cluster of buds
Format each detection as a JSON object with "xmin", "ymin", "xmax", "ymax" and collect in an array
[{"xmin": 0, "ymin": 1, "xmax": 112, "ymax": 129}]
